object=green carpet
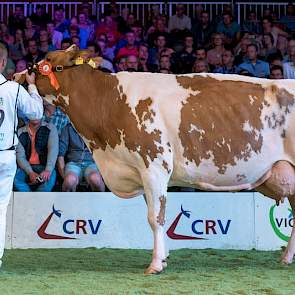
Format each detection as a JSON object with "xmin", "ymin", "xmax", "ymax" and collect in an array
[{"xmin": 0, "ymin": 248, "xmax": 294, "ymax": 295}]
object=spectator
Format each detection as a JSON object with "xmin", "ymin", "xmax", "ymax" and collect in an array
[
  {"xmin": 138, "ymin": 43, "xmax": 157, "ymax": 72},
  {"xmin": 0, "ymin": 23, "xmax": 14, "ymax": 46},
  {"xmin": 126, "ymin": 55, "xmax": 139, "ymax": 71},
  {"xmin": 262, "ymin": 16, "xmax": 289, "ymax": 47},
  {"xmin": 47, "ymin": 21, "xmax": 63, "ymax": 49},
  {"xmin": 159, "ymin": 55, "xmax": 171, "ymax": 73},
  {"xmin": 192, "ymin": 10, "xmax": 214, "ymax": 47},
  {"xmin": 24, "ymin": 17, "xmax": 38, "ymax": 41},
  {"xmin": 95, "ymin": 14, "xmax": 120, "ymax": 43},
  {"xmin": 14, "ymin": 119, "xmax": 58, "ymax": 192},
  {"xmin": 54, "ymin": 6, "xmax": 70, "ymax": 34},
  {"xmin": 217, "ymin": 12, "xmax": 241, "ymax": 46},
  {"xmin": 260, "ymin": 33, "xmax": 281, "ymax": 61},
  {"xmin": 234, "ymin": 37, "xmax": 252, "ymax": 65},
  {"xmin": 146, "ymin": 17, "xmax": 169, "ymax": 47},
  {"xmin": 24, "ymin": 39, "xmax": 45, "ymax": 66},
  {"xmin": 148, "ymin": 33, "xmax": 167, "ymax": 65},
  {"xmin": 87, "ymin": 41, "xmax": 114, "ymax": 72},
  {"xmin": 283, "ymin": 51, "xmax": 295, "ymax": 78},
  {"xmin": 8, "ymin": 4, "xmax": 25, "ymax": 34},
  {"xmin": 9, "ymin": 29, "xmax": 27, "ymax": 62},
  {"xmin": 177, "ymin": 33, "xmax": 196, "ymax": 73},
  {"xmin": 214, "ymin": 49, "xmax": 239, "ymax": 74},
  {"xmin": 280, "ymin": 3, "xmax": 295, "ymax": 32},
  {"xmin": 71, "ymin": 35, "xmax": 81, "ymax": 48},
  {"xmin": 195, "ymin": 47, "xmax": 207, "ymax": 60},
  {"xmin": 115, "ymin": 56, "xmax": 127, "ymax": 72},
  {"xmin": 61, "ymin": 38, "xmax": 72, "ymax": 50},
  {"xmin": 207, "ymin": 33, "xmax": 225, "ymax": 68},
  {"xmin": 30, "ymin": 4, "xmax": 51, "ymax": 30},
  {"xmin": 78, "ymin": 12, "xmax": 94, "ymax": 49},
  {"xmin": 15, "ymin": 59, "xmax": 27, "ymax": 73},
  {"xmin": 42, "ymin": 100, "xmax": 70, "ymax": 135},
  {"xmin": 168, "ymin": 4, "xmax": 192, "ymax": 33},
  {"xmin": 283, "ymin": 38, "xmax": 295, "ymax": 62},
  {"xmin": 131, "ymin": 21, "xmax": 144, "ymax": 44},
  {"xmin": 239, "ymin": 43, "xmax": 270, "ymax": 78},
  {"xmin": 192, "ymin": 58, "xmax": 209, "ymax": 73},
  {"xmin": 58, "ymin": 123, "xmax": 105, "ymax": 192},
  {"xmin": 270, "ymin": 65, "xmax": 284, "ymax": 79},
  {"xmin": 242, "ymin": 11, "xmax": 262, "ymax": 35},
  {"xmin": 116, "ymin": 30, "xmax": 138, "ymax": 59},
  {"xmin": 39, "ymin": 29, "xmax": 56, "ymax": 54}
]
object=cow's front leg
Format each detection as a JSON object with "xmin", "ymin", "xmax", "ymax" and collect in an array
[
  {"xmin": 142, "ymin": 173, "xmax": 168, "ymax": 275},
  {"xmin": 282, "ymin": 197, "xmax": 295, "ymax": 264}
]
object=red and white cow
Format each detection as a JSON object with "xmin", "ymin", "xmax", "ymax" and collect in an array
[{"xmin": 14, "ymin": 45, "xmax": 295, "ymax": 274}]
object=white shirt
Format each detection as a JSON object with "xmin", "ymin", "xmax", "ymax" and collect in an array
[
  {"xmin": 283, "ymin": 62, "xmax": 295, "ymax": 79},
  {"xmin": 0, "ymin": 74, "xmax": 43, "ymax": 150}
]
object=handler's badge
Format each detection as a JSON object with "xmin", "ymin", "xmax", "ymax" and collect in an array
[{"xmin": 87, "ymin": 58, "xmax": 97, "ymax": 69}]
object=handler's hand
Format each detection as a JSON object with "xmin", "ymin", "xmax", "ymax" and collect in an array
[
  {"xmin": 26, "ymin": 72, "xmax": 36, "ymax": 85},
  {"xmin": 28, "ymin": 171, "xmax": 39, "ymax": 184}
]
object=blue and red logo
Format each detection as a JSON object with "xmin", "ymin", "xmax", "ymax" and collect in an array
[
  {"xmin": 37, "ymin": 205, "xmax": 102, "ymax": 240},
  {"xmin": 167, "ymin": 206, "xmax": 231, "ymax": 240}
]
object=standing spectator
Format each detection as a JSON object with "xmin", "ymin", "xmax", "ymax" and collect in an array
[
  {"xmin": 8, "ymin": 4, "xmax": 25, "ymax": 34},
  {"xmin": 30, "ymin": 4, "xmax": 51, "ymax": 30},
  {"xmin": 47, "ymin": 21, "xmax": 63, "ymax": 49},
  {"xmin": 14, "ymin": 119, "xmax": 58, "ymax": 192},
  {"xmin": 217, "ymin": 12, "xmax": 241, "ymax": 46},
  {"xmin": 39, "ymin": 29, "xmax": 56, "ymax": 54},
  {"xmin": 177, "ymin": 33, "xmax": 196, "ymax": 73},
  {"xmin": 192, "ymin": 59, "xmax": 209, "ymax": 73},
  {"xmin": 242, "ymin": 11, "xmax": 262, "ymax": 35},
  {"xmin": 280, "ymin": 3, "xmax": 295, "ymax": 32},
  {"xmin": 24, "ymin": 17, "xmax": 38, "ymax": 41},
  {"xmin": 116, "ymin": 30, "xmax": 138, "ymax": 59},
  {"xmin": 207, "ymin": 33, "xmax": 225, "ymax": 68},
  {"xmin": 214, "ymin": 49, "xmax": 239, "ymax": 74},
  {"xmin": 42, "ymin": 101, "xmax": 70, "ymax": 136},
  {"xmin": 78, "ymin": 12, "xmax": 94, "ymax": 49},
  {"xmin": 192, "ymin": 11, "xmax": 214, "ymax": 47},
  {"xmin": 54, "ymin": 6, "xmax": 70, "ymax": 34},
  {"xmin": 58, "ymin": 123, "xmax": 105, "ymax": 192},
  {"xmin": 239, "ymin": 44, "xmax": 270, "ymax": 78},
  {"xmin": 24, "ymin": 39, "xmax": 45, "ymax": 66},
  {"xmin": 168, "ymin": 4, "xmax": 191, "ymax": 33},
  {"xmin": 270, "ymin": 65, "xmax": 284, "ymax": 79}
]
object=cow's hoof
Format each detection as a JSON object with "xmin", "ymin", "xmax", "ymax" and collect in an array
[{"xmin": 144, "ymin": 265, "xmax": 163, "ymax": 275}]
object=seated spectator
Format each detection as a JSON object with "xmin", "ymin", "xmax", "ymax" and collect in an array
[
  {"xmin": 15, "ymin": 59, "xmax": 27, "ymax": 73},
  {"xmin": 283, "ymin": 38, "xmax": 295, "ymax": 62},
  {"xmin": 58, "ymin": 123, "xmax": 105, "ymax": 192},
  {"xmin": 78, "ymin": 12, "xmax": 94, "ymax": 49},
  {"xmin": 126, "ymin": 55, "xmax": 139, "ymax": 71},
  {"xmin": 54, "ymin": 6, "xmax": 70, "ymax": 34},
  {"xmin": 24, "ymin": 38, "xmax": 45, "ymax": 66},
  {"xmin": 214, "ymin": 49, "xmax": 239, "ymax": 74},
  {"xmin": 42, "ymin": 100, "xmax": 70, "ymax": 135},
  {"xmin": 116, "ymin": 30, "xmax": 139, "ymax": 59},
  {"xmin": 61, "ymin": 38, "xmax": 72, "ymax": 50},
  {"xmin": 0, "ymin": 22, "xmax": 14, "ymax": 46},
  {"xmin": 192, "ymin": 58, "xmax": 209, "ymax": 73},
  {"xmin": 242, "ymin": 11, "xmax": 262, "ymax": 35},
  {"xmin": 71, "ymin": 35, "xmax": 81, "ymax": 48},
  {"xmin": 270, "ymin": 65, "xmax": 284, "ymax": 79},
  {"xmin": 239, "ymin": 43, "xmax": 270, "ymax": 78},
  {"xmin": 9, "ymin": 29, "xmax": 27, "ymax": 62},
  {"xmin": 177, "ymin": 33, "xmax": 196, "ymax": 73},
  {"xmin": 195, "ymin": 47, "xmax": 207, "ymax": 60},
  {"xmin": 168, "ymin": 4, "xmax": 191, "ymax": 33},
  {"xmin": 260, "ymin": 33, "xmax": 281, "ymax": 61},
  {"xmin": 217, "ymin": 12, "xmax": 241, "ymax": 46},
  {"xmin": 277, "ymin": 35, "xmax": 288, "ymax": 57},
  {"xmin": 234, "ymin": 37, "xmax": 252, "ymax": 65},
  {"xmin": 24, "ymin": 17, "xmax": 38, "ymax": 40},
  {"xmin": 47, "ymin": 21, "xmax": 63, "ymax": 49},
  {"xmin": 283, "ymin": 51, "xmax": 295, "ymax": 78},
  {"xmin": 146, "ymin": 18, "xmax": 170, "ymax": 48},
  {"xmin": 138, "ymin": 43, "xmax": 157, "ymax": 72},
  {"xmin": 148, "ymin": 33, "xmax": 167, "ymax": 65},
  {"xmin": 14, "ymin": 119, "xmax": 58, "ymax": 192},
  {"xmin": 87, "ymin": 41, "xmax": 114, "ymax": 72},
  {"xmin": 39, "ymin": 29, "xmax": 56, "ymax": 54},
  {"xmin": 192, "ymin": 10, "xmax": 214, "ymax": 47},
  {"xmin": 96, "ymin": 33, "xmax": 115, "ymax": 61},
  {"xmin": 207, "ymin": 33, "xmax": 225, "ymax": 68},
  {"xmin": 159, "ymin": 55, "xmax": 171, "ymax": 73},
  {"xmin": 115, "ymin": 56, "xmax": 127, "ymax": 72}
]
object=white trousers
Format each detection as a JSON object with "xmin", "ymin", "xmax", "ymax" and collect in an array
[{"xmin": 0, "ymin": 151, "xmax": 16, "ymax": 262}]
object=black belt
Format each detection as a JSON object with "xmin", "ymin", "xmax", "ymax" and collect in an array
[{"xmin": 0, "ymin": 146, "xmax": 15, "ymax": 151}]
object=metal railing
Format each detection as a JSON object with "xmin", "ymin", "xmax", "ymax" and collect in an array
[{"xmin": 0, "ymin": 1, "xmax": 292, "ymax": 25}]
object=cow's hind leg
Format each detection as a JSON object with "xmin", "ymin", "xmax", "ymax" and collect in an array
[
  {"xmin": 142, "ymin": 171, "xmax": 169, "ymax": 275},
  {"xmin": 282, "ymin": 197, "xmax": 295, "ymax": 264}
]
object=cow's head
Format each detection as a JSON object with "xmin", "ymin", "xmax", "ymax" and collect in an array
[{"xmin": 13, "ymin": 45, "xmax": 102, "ymax": 105}]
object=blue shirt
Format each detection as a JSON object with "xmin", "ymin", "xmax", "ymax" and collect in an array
[
  {"xmin": 217, "ymin": 21, "xmax": 240, "ymax": 39},
  {"xmin": 239, "ymin": 60, "xmax": 270, "ymax": 78},
  {"xmin": 213, "ymin": 65, "xmax": 239, "ymax": 74}
]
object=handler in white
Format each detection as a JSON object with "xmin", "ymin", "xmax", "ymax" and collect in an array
[{"xmin": 0, "ymin": 43, "xmax": 43, "ymax": 268}]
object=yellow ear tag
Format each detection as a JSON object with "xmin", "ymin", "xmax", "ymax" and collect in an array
[
  {"xmin": 88, "ymin": 59, "xmax": 97, "ymax": 69},
  {"xmin": 75, "ymin": 57, "xmax": 84, "ymax": 65}
]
